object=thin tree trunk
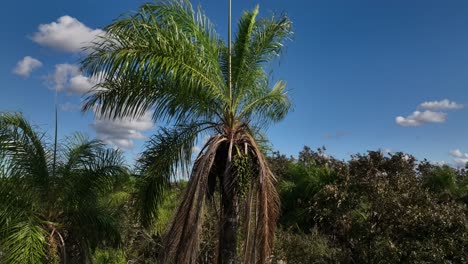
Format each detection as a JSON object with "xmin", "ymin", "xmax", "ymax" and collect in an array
[
  {"xmin": 219, "ymin": 179, "xmax": 238, "ymax": 264},
  {"xmin": 222, "ymin": 0, "xmax": 236, "ymax": 261}
]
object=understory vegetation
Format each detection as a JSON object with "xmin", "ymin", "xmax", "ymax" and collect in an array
[{"xmin": 80, "ymin": 146, "xmax": 468, "ymax": 263}]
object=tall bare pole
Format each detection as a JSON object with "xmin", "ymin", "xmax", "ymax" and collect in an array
[
  {"xmin": 228, "ymin": 0, "xmax": 232, "ymax": 118},
  {"xmin": 52, "ymin": 87, "xmax": 58, "ymax": 177}
]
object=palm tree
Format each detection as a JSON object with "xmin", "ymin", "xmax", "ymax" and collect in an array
[
  {"xmin": 0, "ymin": 113, "xmax": 128, "ymax": 263},
  {"xmin": 81, "ymin": 0, "xmax": 292, "ymax": 263}
]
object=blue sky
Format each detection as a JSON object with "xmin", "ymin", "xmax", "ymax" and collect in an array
[{"xmin": 1, "ymin": 0, "xmax": 468, "ymax": 166}]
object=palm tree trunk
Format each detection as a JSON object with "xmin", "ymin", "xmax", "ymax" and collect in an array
[
  {"xmin": 220, "ymin": 0, "xmax": 237, "ymax": 262},
  {"xmin": 227, "ymin": 0, "xmax": 232, "ymax": 107},
  {"xmin": 219, "ymin": 174, "xmax": 238, "ymax": 264}
]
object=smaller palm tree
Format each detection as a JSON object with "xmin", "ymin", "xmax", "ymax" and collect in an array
[{"xmin": 0, "ymin": 113, "xmax": 128, "ymax": 263}]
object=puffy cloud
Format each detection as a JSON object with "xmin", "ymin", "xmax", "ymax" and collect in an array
[
  {"xmin": 48, "ymin": 63, "xmax": 96, "ymax": 94},
  {"xmin": 419, "ymin": 99, "xmax": 463, "ymax": 110},
  {"xmin": 13, "ymin": 56, "xmax": 42, "ymax": 77},
  {"xmin": 91, "ymin": 110, "xmax": 154, "ymax": 149},
  {"xmin": 449, "ymin": 149, "xmax": 468, "ymax": 167},
  {"xmin": 396, "ymin": 99, "xmax": 464, "ymax": 127},
  {"xmin": 50, "ymin": 64, "xmax": 80, "ymax": 90},
  {"xmin": 395, "ymin": 110, "xmax": 446, "ymax": 127},
  {"xmin": 69, "ymin": 75, "xmax": 97, "ymax": 94},
  {"xmin": 450, "ymin": 149, "xmax": 464, "ymax": 157},
  {"xmin": 31, "ymin": 16, "xmax": 104, "ymax": 53}
]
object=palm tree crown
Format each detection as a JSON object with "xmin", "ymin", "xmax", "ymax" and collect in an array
[
  {"xmin": 81, "ymin": 1, "xmax": 292, "ymax": 263},
  {"xmin": 0, "ymin": 113, "xmax": 128, "ymax": 263}
]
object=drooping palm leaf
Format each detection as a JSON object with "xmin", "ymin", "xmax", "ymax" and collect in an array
[
  {"xmin": 136, "ymin": 122, "xmax": 215, "ymax": 227},
  {"xmin": 0, "ymin": 113, "xmax": 50, "ymax": 198},
  {"xmin": 82, "ymin": 1, "xmax": 227, "ymax": 123},
  {"xmin": 0, "ymin": 217, "xmax": 48, "ymax": 264}
]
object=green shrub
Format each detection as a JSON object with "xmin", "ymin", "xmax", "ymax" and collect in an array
[{"xmin": 272, "ymin": 229, "xmax": 342, "ymax": 264}]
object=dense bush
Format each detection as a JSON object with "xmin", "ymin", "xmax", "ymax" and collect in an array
[
  {"xmin": 273, "ymin": 228, "xmax": 343, "ymax": 263},
  {"xmin": 272, "ymin": 148, "xmax": 468, "ymax": 264}
]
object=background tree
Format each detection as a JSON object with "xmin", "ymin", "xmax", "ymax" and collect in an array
[
  {"xmin": 81, "ymin": 0, "xmax": 292, "ymax": 263},
  {"xmin": 0, "ymin": 113, "xmax": 128, "ymax": 263}
]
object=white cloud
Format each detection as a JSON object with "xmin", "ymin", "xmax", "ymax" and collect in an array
[
  {"xmin": 31, "ymin": 15, "xmax": 104, "ymax": 53},
  {"xmin": 382, "ymin": 148, "xmax": 392, "ymax": 154},
  {"xmin": 450, "ymin": 149, "xmax": 463, "ymax": 157},
  {"xmin": 13, "ymin": 56, "xmax": 42, "ymax": 77},
  {"xmin": 92, "ymin": 110, "xmax": 154, "ymax": 149},
  {"xmin": 397, "ymin": 99, "xmax": 464, "ymax": 127},
  {"xmin": 60, "ymin": 102, "xmax": 81, "ymax": 112},
  {"xmin": 69, "ymin": 75, "xmax": 97, "ymax": 94},
  {"xmin": 48, "ymin": 63, "xmax": 96, "ymax": 94},
  {"xmin": 419, "ymin": 99, "xmax": 463, "ymax": 110},
  {"xmin": 395, "ymin": 110, "xmax": 446, "ymax": 127},
  {"xmin": 431, "ymin": 160, "xmax": 448, "ymax": 166},
  {"xmin": 449, "ymin": 149, "xmax": 468, "ymax": 167}
]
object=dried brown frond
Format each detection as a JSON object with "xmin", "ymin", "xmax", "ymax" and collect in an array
[
  {"xmin": 162, "ymin": 135, "xmax": 227, "ymax": 264},
  {"xmin": 241, "ymin": 133, "xmax": 280, "ymax": 264},
  {"xmin": 241, "ymin": 180, "xmax": 257, "ymax": 264},
  {"xmin": 162, "ymin": 131, "xmax": 279, "ymax": 264}
]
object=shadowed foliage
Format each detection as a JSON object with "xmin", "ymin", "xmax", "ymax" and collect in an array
[
  {"xmin": 271, "ymin": 147, "xmax": 468, "ymax": 264},
  {"xmin": 81, "ymin": 0, "xmax": 292, "ymax": 262}
]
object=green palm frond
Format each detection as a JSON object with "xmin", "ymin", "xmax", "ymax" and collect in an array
[
  {"xmin": 0, "ymin": 217, "xmax": 47, "ymax": 264},
  {"xmin": 232, "ymin": 6, "xmax": 259, "ymax": 98},
  {"xmin": 146, "ymin": 1, "xmax": 220, "ymax": 50},
  {"xmin": 85, "ymin": 73, "xmax": 222, "ymax": 126},
  {"xmin": 238, "ymin": 80, "xmax": 292, "ymax": 127},
  {"xmin": 136, "ymin": 122, "xmax": 214, "ymax": 227},
  {"xmin": 0, "ymin": 113, "xmax": 50, "ymax": 195},
  {"xmin": 60, "ymin": 135, "xmax": 127, "ymax": 209},
  {"xmin": 0, "ymin": 178, "xmax": 38, "ymax": 223},
  {"xmin": 82, "ymin": 0, "xmax": 227, "ymax": 122},
  {"xmin": 249, "ymin": 13, "xmax": 292, "ymax": 65},
  {"xmin": 61, "ymin": 133, "xmax": 104, "ymax": 173},
  {"xmin": 232, "ymin": 10, "xmax": 292, "ymax": 116}
]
